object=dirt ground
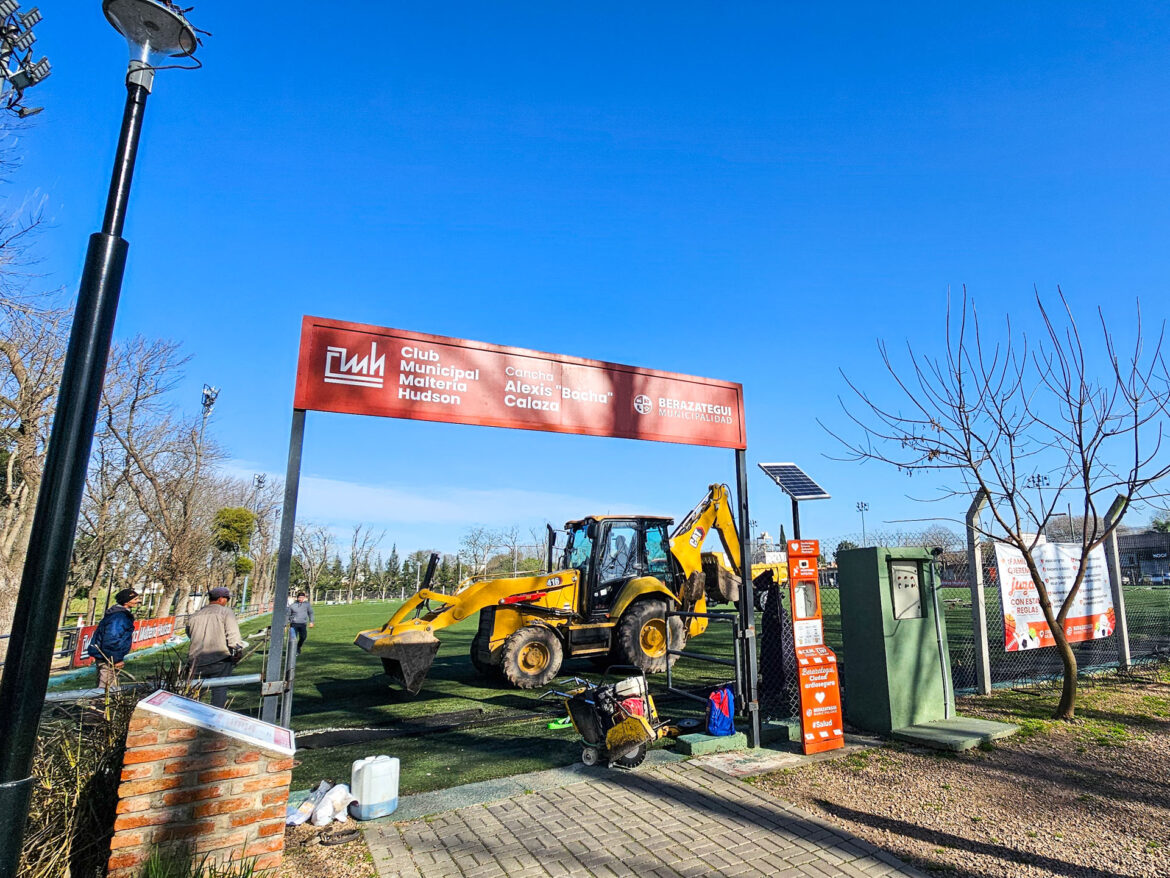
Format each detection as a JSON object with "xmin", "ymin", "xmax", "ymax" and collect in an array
[
  {"xmin": 280, "ymin": 824, "xmax": 376, "ymax": 878},
  {"xmin": 752, "ymin": 668, "xmax": 1170, "ymax": 878}
]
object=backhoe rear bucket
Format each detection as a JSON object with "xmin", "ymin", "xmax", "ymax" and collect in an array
[
  {"xmin": 701, "ymin": 555, "xmax": 741, "ymax": 603},
  {"xmin": 355, "ymin": 629, "xmax": 441, "ymax": 695}
]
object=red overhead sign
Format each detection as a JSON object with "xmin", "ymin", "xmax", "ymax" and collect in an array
[{"xmin": 293, "ymin": 316, "xmax": 746, "ymax": 449}]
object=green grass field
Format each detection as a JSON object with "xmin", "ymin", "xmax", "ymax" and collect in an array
[
  {"xmin": 225, "ymin": 601, "xmax": 735, "ymax": 793},
  {"xmin": 55, "ymin": 585, "xmax": 1169, "ymax": 795}
]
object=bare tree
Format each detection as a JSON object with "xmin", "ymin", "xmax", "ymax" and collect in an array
[
  {"xmin": 0, "ymin": 299, "xmax": 64, "ymax": 640},
  {"xmin": 102, "ymin": 337, "xmax": 227, "ymax": 616},
  {"xmin": 495, "ymin": 525, "xmax": 522, "ymax": 575},
  {"xmin": 344, "ymin": 523, "xmax": 384, "ymax": 602},
  {"xmin": 830, "ymin": 290, "xmax": 1170, "ymax": 718},
  {"xmin": 457, "ymin": 526, "xmax": 496, "ymax": 577},
  {"xmin": 293, "ymin": 523, "xmax": 334, "ymax": 603},
  {"xmin": 73, "ymin": 420, "xmax": 139, "ymax": 623},
  {"xmin": 245, "ymin": 477, "xmax": 283, "ymax": 608}
]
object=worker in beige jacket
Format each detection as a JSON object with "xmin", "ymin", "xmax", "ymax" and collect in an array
[{"xmin": 186, "ymin": 586, "xmax": 246, "ymax": 708}]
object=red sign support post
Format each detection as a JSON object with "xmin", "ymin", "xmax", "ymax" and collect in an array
[{"xmin": 787, "ymin": 539, "xmax": 844, "ymax": 754}]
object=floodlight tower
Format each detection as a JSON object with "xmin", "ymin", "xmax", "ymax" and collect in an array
[
  {"xmin": 0, "ymin": 2, "xmax": 51, "ymax": 117},
  {"xmin": 0, "ymin": 4, "xmax": 199, "ymax": 874}
]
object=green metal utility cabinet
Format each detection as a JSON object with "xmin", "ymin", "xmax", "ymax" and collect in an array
[{"xmin": 837, "ymin": 547, "xmax": 954, "ymax": 733}]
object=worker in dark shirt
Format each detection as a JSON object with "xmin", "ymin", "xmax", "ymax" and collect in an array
[{"xmin": 87, "ymin": 589, "xmax": 140, "ymax": 689}]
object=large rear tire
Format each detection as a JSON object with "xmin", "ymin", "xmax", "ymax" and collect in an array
[
  {"xmin": 501, "ymin": 626, "xmax": 564, "ymax": 689},
  {"xmin": 470, "ymin": 632, "xmax": 502, "ymax": 679},
  {"xmin": 618, "ymin": 599, "xmax": 685, "ymax": 674}
]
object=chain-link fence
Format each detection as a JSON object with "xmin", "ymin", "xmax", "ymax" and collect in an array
[
  {"xmin": 755, "ymin": 570, "xmax": 845, "ymax": 723},
  {"xmin": 814, "ymin": 530, "xmax": 1170, "ymax": 701}
]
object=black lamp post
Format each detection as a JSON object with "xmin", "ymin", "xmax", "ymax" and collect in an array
[{"xmin": 0, "ymin": 4, "xmax": 197, "ymax": 875}]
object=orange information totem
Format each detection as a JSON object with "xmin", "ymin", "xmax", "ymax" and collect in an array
[{"xmin": 787, "ymin": 540, "xmax": 844, "ymax": 754}]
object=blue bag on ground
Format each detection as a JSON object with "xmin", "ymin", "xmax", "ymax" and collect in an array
[{"xmin": 706, "ymin": 686, "xmax": 735, "ymax": 736}]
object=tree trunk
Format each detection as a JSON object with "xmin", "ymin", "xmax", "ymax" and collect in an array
[
  {"xmin": 1033, "ymin": 578, "xmax": 1079, "ymax": 719},
  {"xmin": 1055, "ymin": 638, "xmax": 1079, "ymax": 719}
]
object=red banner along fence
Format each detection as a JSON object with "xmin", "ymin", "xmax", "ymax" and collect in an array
[{"xmin": 72, "ymin": 616, "xmax": 177, "ymax": 668}]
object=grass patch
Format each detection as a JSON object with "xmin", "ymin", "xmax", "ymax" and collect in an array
[{"xmin": 842, "ymin": 752, "xmax": 871, "ymax": 772}]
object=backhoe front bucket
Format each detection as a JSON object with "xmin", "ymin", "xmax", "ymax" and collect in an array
[{"xmin": 355, "ymin": 628, "xmax": 441, "ymax": 695}]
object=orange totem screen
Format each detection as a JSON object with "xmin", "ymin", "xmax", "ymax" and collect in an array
[
  {"xmin": 787, "ymin": 540, "xmax": 844, "ymax": 754},
  {"xmin": 293, "ymin": 316, "xmax": 746, "ymax": 449}
]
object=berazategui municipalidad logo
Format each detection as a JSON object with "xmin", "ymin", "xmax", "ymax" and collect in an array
[{"xmin": 325, "ymin": 341, "xmax": 386, "ymax": 388}]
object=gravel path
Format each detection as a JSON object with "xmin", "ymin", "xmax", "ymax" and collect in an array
[{"xmin": 752, "ymin": 671, "xmax": 1170, "ymax": 878}]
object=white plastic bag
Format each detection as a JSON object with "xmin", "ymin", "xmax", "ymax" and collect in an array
[
  {"xmin": 286, "ymin": 780, "xmax": 332, "ymax": 826},
  {"xmin": 311, "ymin": 783, "xmax": 356, "ymax": 826}
]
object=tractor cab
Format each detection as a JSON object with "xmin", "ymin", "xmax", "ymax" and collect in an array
[{"xmin": 562, "ymin": 516, "xmax": 676, "ymax": 621}]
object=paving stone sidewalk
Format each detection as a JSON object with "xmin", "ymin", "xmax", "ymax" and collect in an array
[{"xmin": 364, "ymin": 758, "xmax": 930, "ymax": 878}]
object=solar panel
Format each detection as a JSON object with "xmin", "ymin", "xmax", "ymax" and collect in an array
[{"xmin": 758, "ymin": 462, "xmax": 831, "ymax": 501}]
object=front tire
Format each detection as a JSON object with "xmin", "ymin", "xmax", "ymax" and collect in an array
[
  {"xmin": 618, "ymin": 599, "xmax": 685, "ymax": 674},
  {"xmin": 501, "ymin": 625, "xmax": 563, "ymax": 689}
]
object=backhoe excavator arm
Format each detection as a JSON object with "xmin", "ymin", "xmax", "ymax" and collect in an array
[{"xmin": 669, "ymin": 483, "xmax": 742, "ymax": 578}]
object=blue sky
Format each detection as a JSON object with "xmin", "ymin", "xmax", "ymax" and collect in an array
[{"xmin": 15, "ymin": 3, "xmax": 1170, "ymax": 554}]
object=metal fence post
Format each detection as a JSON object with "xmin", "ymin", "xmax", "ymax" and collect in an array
[
  {"xmin": 280, "ymin": 634, "xmax": 298, "ymax": 728},
  {"xmin": 966, "ymin": 489, "xmax": 992, "ymax": 695},
  {"xmin": 1104, "ymin": 495, "xmax": 1132, "ymax": 671}
]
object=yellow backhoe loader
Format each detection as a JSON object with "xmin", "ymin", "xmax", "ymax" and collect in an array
[{"xmin": 355, "ymin": 484, "xmax": 782, "ymax": 693}]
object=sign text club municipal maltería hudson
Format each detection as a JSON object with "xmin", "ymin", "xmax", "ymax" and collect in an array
[{"xmin": 294, "ymin": 316, "xmax": 745, "ymax": 449}]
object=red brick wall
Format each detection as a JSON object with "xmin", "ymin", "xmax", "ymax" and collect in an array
[{"xmin": 107, "ymin": 707, "xmax": 294, "ymax": 877}]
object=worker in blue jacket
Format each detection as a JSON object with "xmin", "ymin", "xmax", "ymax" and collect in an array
[{"xmin": 87, "ymin": 588, "xmax": 140, "ymax": 689}]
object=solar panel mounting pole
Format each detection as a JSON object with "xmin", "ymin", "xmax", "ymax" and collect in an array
[{"xmin": 791, "ymin": 497, "xmax": 801, "ymax": 540}]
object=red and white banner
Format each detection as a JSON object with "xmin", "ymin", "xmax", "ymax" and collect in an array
[
  {"xmin": 72, "ymin": 616, "xmax": 178, "ymax": 667},
  {"xmin": 994, "ymin": 542, "xmax": 1115, "ymax": 651},
  {"xmin": 293, "ymin": 316, "xmax": 746, "ymax": 449}
]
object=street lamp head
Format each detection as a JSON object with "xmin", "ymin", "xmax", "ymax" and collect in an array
[
  {"xmin": 103, "ymin": 0, "xmax": 197, "ymax": 65},
  {"xmin": 201, "ymin": 383, "xmax": 219, "ymax": 413}
]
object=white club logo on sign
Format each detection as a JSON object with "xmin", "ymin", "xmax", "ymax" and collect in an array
[
  {"xmin": 633, "ymin": 394, "xmax": 653, "ymax": 414},
  {"xmin": 324, "ymin": 342, "xmax": 386, "ymax": 388}
]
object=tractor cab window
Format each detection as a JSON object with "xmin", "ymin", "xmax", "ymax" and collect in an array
[
  {"xmin": 645, "ymin": 524, "xmax": 669, "ymax": 578},
  {"xmin": 591, "ymin": 522, "xmax": 639, "ymax": 615},
  {"xmin": 566, "ymin": 523, "xmax": 593, "ymax": 572}
]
